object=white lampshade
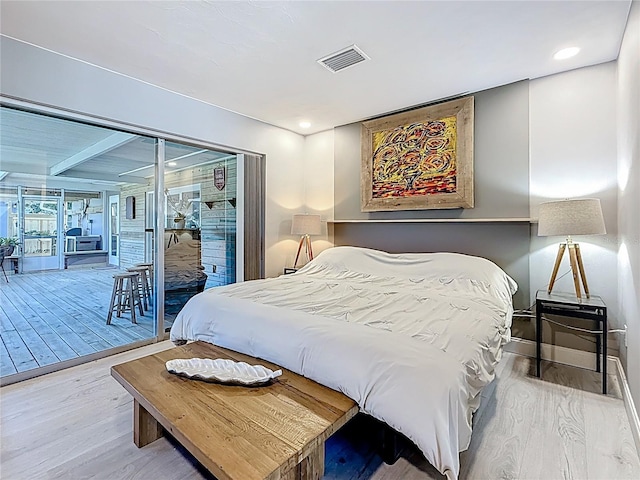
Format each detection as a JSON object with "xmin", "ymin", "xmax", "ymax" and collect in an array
[
  {"xmin": 291, "ymin": 214, "xmax": 321, "ymax": 235},
  {"xmin": 538, "ymin": 198, "xmax": 606, "ymax": 237}
]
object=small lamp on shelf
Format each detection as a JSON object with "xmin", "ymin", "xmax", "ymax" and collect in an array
[
  {"xmin": 291, "ymin": 214, "xmax": 321, "ymax": 268},
  {"xmin": 537, "ymin": 198, "xmax": 606, "ymax": 299}
]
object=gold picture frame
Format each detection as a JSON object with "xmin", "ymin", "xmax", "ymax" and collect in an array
[{"xmin": 361, "ymin": 96, "xmax": 474, "ymax": 212}]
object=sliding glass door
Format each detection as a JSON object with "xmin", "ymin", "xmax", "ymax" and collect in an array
[
  {"xmin": 0, "ymin": 103, "xmax": 254, "ymax": 384},
  {"xmin": 162, "ymin": 141, "xmax": 238, "ymax": 329},
  {"xmin": 0, "ymin": 106, "xmax": 157, "ymax": 382}
]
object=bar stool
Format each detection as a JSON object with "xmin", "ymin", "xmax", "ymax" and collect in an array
[
  {"xmin": 107, "ymin": 272, "xmax": 144, "ymax": 325},
  {"xmin": 127, "ymin": 266, "xmax": 151, "ymax": 310},
  {"xmin": 136, "ymin": 263, "xmax": 153, "ymax": 293}
]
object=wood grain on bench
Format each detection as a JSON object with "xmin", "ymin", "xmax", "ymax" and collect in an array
[{"xmin": 111, "ymin": 341, "xmax": 358, "ymax": 480}]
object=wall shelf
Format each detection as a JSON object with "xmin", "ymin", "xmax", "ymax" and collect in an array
[
  {"xmin": 204, "ymin": 198, "xmax": 236, "ymax": 209},
  {"xmin": 328, "ymin": 218, "xmax": 531, "ymax": 224}
]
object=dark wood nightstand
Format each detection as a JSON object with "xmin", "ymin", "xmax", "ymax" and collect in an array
[
  {"xmin": 535, "ymin": 290, "xmax": 608, "ymax": 394},
  {"xmin": 283, "ymin": 267, "xmax": 299, "ymax": 275}
]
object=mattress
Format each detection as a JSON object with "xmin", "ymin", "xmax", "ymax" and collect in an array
[{"xmin": 170, "ymin": 246, "xmax": 517, "ymax": 479}]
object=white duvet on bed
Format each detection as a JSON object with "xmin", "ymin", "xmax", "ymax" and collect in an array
[{"xmin": 170, "ymin": 246, "xmax": 517, "ymax": 479}]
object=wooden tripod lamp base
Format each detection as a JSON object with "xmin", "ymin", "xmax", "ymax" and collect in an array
[
  {"xmin": 547, "ymin": 241, "xmax": 590, "ymax": 299},
  {"xmin": 538, "ymin": 198, "xmax": 606, "ymax": 299},
  {"xmin": 291, "ymin": 214, "xmax": 321, "ymax": 269},
  {"xmin": 293, "ymin": 234, "xmax": 313, "ymax": 269}
]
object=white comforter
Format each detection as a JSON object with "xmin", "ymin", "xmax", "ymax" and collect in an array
[{"xmin": 170, "ymin": 246, "xmax": 517, "ymax": 479}]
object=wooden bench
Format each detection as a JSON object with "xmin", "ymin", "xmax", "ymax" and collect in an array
[{"xmin": 111, "ymin": 341, "xmax": 358, "ymax": 480}]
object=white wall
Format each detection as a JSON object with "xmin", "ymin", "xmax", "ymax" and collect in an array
[
  {"xmin": 274, "ymin": 129, "xmax": 334, "ymax": 269},
  {"xmin": 302, "ymin": 130, "xmax": 334, "ymax": 261},
  {"xmin": 617, "ymin": 0, "xmax": 640, "ymax": 409},
  {"xmin": 529, "ymin": 63, "xmax": 620, "ymax": 328},
  {"xmin": 0, "ymin": 36, "xmax": 305, "ymax": 278}
]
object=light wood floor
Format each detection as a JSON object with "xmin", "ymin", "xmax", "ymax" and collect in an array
[
  {"xmin": 0, "ymin": 268, "xmax": 156, "ymax": 377},
  {"xmin": 1, "ymin": 342, "xmax": 638, "ymax": 480}
]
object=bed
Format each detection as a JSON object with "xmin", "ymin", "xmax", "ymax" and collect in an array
[{"xmin": 170, "ymin": 246, "xmax": 517, "ymax": 479}]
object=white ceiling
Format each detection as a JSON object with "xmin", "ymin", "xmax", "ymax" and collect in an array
[{"xmin": 0, "ymin": 1, "xmax": 632, "ymax": 135}]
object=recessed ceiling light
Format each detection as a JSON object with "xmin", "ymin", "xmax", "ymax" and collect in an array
[
  {"xmin": 167, "ymin": 161, "xmax": 177, "ymax": 166},
  {"xmin": 299, "ymin": 121, "xmax": 311, "ymax": 129},
  {"xmin": 553, "ymin": 47, "xmax": 580, "ymax": 60}
]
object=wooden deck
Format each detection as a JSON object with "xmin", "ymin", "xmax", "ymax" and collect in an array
[{"xmin": 0, "ymin": 268, "xmax": 157, "ymax": 378}]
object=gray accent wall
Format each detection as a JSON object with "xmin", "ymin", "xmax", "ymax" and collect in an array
[
  {"xmin": 333, "ymin": 222, "xmax": 530, "ymax": 309},
  {"xmin": 334, "ymin": 81, "xmax": 530, "ymax": 220},
  {"xmin": 333, "ymin": 81, "xmax": 531, "ymax": 308}
]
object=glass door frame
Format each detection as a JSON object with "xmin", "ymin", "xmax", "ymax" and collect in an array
[
  {"xmin": 154, "ymin": 139, "xmax": 166, "ymax": 336},
  {"xmin": 108, "ymin": 194, "xmax": 120, "ymax": 266},
  {"xmin": 20, "ymin": 193, "xmax": 64, "ymax": 272}
]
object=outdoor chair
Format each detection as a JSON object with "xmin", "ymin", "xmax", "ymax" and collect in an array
[{"xmin": 0, "ymin": 246, "xmax": 12, "ymax": 282}]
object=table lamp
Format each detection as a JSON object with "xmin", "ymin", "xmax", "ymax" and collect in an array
[
  {"xmin": 537, "ymin": 198, "xmax": 606, "ymax": 299},
  {"xmin": 291, "ymin": 214, "xmax": 321, "ymax": 268}
]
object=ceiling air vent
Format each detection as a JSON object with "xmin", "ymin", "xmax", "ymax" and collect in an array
[{"xmin": 317, "ymin": 45, "xmax": 369, "ymax": 73}]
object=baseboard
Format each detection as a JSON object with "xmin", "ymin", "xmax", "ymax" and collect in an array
[
  {"xmin": 612, "ymin": 356, "xmax": 640, "ymax": 456},
  {"xmin": 505, "ymin": 337, "xmax": 617, "ymax": 373},
  {"xmin": 506, "ymin": 338, "xmax": 640, "ymax": 456}
]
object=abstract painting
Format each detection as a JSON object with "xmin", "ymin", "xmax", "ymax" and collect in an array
[{"xmin": 361, "ymin": 96, "xmax": 474, "ymax": 211}]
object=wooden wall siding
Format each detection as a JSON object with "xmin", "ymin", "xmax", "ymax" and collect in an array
[
  {"xmin": 119, "ymin": 183, "xmax": 149, "ymax": 269},
  {"xmin": 116, "ymin": 159, "xmax": 237, "ymax": 283},
  {"xmin": 202, "ymin": 232, "xmax": 236, "ymax": 287},
  {"xmin": 198, "ymin": 159, "xmax": 236, "ymax": 286},
  {"xmin": 166, "ymin": 158, "xmax": 237, "ymax": 286}
]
